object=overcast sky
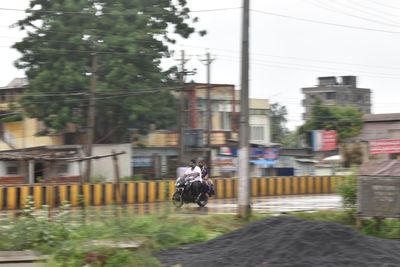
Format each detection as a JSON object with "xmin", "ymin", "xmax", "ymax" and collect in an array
[{"xmin": 1, "ymin": 0, "xmax": 400, "ymax": 129}]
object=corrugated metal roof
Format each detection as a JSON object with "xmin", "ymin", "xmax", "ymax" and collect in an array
[
  {"xmin": 363, "ymin": 113, "xmax": 400, "ymax": 122},
  {"xmin": 359, "ymin": 160, "xmax": 400, "ymax": 176},
  {"xmin": 357, "ymin": 122, "xmax": 400, "ymax": 141}
]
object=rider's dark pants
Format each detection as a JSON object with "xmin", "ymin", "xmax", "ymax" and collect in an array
[{"xmin": 191, "ymin": 181, "xmax": 202, "ymax": 198}]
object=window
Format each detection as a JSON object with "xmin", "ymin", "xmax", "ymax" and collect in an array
[
  {"xmin": 326, "ymin": 92, "xmax": 336, "ymax": 100},
  {"xmin": 220, "ymin": 112, "xmax": 231, "ymax": 130},
  {"xmin": 249, "ymin": 109, "xmax": 268, "ymax": 116},
  {"xmin": 251, "ymin": 126, "xmax": 265, "ymax": 141},
  {"xmin": 6, "ymin": 166, "xmax": 18, "ymax": 175}
]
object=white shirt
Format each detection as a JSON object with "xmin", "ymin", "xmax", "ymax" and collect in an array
[{"xmin": 184, "ymin": 166, "xmax": 202, "ymax": 182}]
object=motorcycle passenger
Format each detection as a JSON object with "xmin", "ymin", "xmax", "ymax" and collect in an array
[
  {"xmin": 198, "ymin": 160, "xmax": 214, "ymax": 197},
  {"xmin": 182, "ymin": 159, "xmax": 203, "ymax": 201}
]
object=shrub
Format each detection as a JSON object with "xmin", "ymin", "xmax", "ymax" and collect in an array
[{"xmin": 336, "ymin": 169, "xmax": 358, "ymax": 208}]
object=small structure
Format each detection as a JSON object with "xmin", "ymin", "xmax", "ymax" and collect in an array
[
  {"xmin": 0, "ymin": 144, "xmax": 130, "ymax": 184},
  {"xmin": 358, "ymin": 160, "xmax": 400, "ymax": 221},
  {"xmin": 0, "ymin": 145, "xmax": 83, "ymax": 184}
]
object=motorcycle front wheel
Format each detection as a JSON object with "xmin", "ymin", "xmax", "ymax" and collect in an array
[{"xmin": 172, "ymin": 191, "xmax": 184, "ymax": 208}]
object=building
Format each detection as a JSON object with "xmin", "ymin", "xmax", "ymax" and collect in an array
[
  {"xmin": 347, "ymin": 113, "xmax": 400, "ymax": 163},
  {"xmin": 0, "ymin": 79, "xmax": 132, "ymax": 183},
  {"xmin": 302, "ymin": 76, "xmax": 371, "ymax": 120},
  {"xmin": 0, "ymin": 78, "xmax": 79, "ymax": 150},
  {"xmin": 0, "ymin": 144, "xmax": 131, "ymax": 184},
  {"xmin": 132, "ymin": 83, "xmax": 272, "ymax": 178}
]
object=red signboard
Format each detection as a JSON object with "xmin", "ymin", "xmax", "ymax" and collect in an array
[
  {"xmin": 369, "ymin": 139, "xmax": 400, "ymax": 154},
  {"xmin": 312, "ymin": 130, "xmax": 337, "ymax": 151}
]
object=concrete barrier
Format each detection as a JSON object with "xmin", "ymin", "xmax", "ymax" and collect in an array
[{"xmin": 0, "ymin": 176, "xmax": 341, "ymax": 209}]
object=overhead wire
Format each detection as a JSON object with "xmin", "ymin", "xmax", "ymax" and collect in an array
[
  {"xmin": 216, "ymin": 56, "xmax": 400, "ymax": 80},
  {"xmin": 366, "ymin": 0, "xmax": 400, "ymax": 10},
  {"xmin": 250, "ymin": 9, "xmax": 400, "ymax": 34},
  {"xmin": 0, "ymin": 4, "xmax": 399, "ymax": 123},
  {"xmin": 345, "ymin": 0, "xmax": 400, "ymax": 20},
  {"xmin": 306, "ymin": 0, "xmax": 400, "ymax": 28}
]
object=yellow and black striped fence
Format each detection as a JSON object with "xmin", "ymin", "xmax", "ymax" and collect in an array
[{"xmin": 0, "ymin": 176, "xmax": 342, "ymax": 210}]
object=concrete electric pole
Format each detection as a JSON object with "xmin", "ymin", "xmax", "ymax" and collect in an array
[
  {"xmin": 85, "ymin": 51, "xmax": 97, "ymax": 182},
  {"xmin": 200, "ymin": 52, "xmax": 215, "ymax": 160},
  {"xmin": 238, "ymin": 0, "xmax": 251, "ymax": 218},
  {"xmin": 178, "ymin": 50, "xmax": 188, "ymax": 166}
]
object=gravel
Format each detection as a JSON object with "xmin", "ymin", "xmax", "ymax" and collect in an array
[{"xmin": 156, "ymin": 216, "xmax": 400, "ymax": 267}]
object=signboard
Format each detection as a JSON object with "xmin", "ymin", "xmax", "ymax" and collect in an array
[
  {"xmin": 132, "ymin": 157, "xmax": 153, "ymax": 167},
  {"xmin": 215, "ymin": 156, "xmax": 237, "ymax": 172},
  {"xmin": 358, "ymin": 176, "xmax": 400, "ymax": 218},
  {"xmin": 219, "ymin": 146, "xmax": 279, "ymax": 167},
  {"xmin": 219, "ymin": 147, "xmax": 237, "ymax": 157},
  {"xmin": 312, "ymin": 130, "xmax": 337, "ymax": 151},
  {"xmin": 369, "ymin": 139, "xmax": 400, "ymax": 154}
]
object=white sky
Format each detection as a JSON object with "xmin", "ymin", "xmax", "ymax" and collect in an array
[{"xmin": 1, "ymin": 0, "xmax": 400, "ymax": 130}]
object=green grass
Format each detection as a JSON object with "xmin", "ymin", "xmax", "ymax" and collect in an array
[
  {"xmin": 0, "ymin": 206, "xmax": 254, "ymax": 267},
  {"xmin": 2, "ymin": 203, "xmax": 400, "ymax": 267}
]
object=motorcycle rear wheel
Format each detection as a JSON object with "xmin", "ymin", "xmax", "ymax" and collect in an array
[
  {"xmin": 196, "ymin": 194, "xmax": 208, "ymax": 207},
  {"xmin": 172, "ymin": 191, "xmax": 184, "ymax": 208}
]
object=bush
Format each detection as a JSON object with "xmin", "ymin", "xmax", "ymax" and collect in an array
[
  {"xmin": 336, "ymin": 169, "xmax": 358, "ymax": 208},
  {"xmin": 91, "ymin": 175, "xmax": 108, "ymax": 183}
]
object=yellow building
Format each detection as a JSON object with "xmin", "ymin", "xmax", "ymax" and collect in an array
[{"xmin": 0, "ymin": 78, "xmax": 64, "ymax": 150}]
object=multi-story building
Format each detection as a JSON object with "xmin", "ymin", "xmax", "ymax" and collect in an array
[
  {"xmin": 302, "ymin": 76, "xmax": 371, "ymax": 120},
  {"xmin": 133, "ymin": 83, "xmax": 272, "ymax": 178}
]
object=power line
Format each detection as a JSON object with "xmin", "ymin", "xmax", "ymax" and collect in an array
[
  {"xmin": 307, "ymin": 0, "xmax": 400, "ymax": 28},
  {"xmin": 250, "ymin": 9, "xmax": 400, "ymax": 34},
  {"xmin": 217, "ymin": 57, "xmax": 400, "ymax": 80},
  {"xmin": 367, "ymin": 0, "xmax": 400, "ymax": 10},
  {"xmin": 3, "ymin": 31, "xmax": 400, "ymax": 73},
  {"xmin": 345, "ymin": 0, "xmax": 400, "ymax": 20},
  {"xmin": 217, "ymin": 54, "xmax": 400, "ymax": 77}
]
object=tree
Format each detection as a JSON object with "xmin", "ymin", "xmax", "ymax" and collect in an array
[
  {"xmin": 281, "ymin": 130, "xmax": 301, "ymax": 148},
  {"xmin": 299, "ymin": 99, "xmax": 363, "ymax": 146},
  {"xmin": 13, "ymin": 0, "xmax": 204, "ymax": 142},
  {"xmin": 270, "ymin": 103, "xmax": 288, "ymax": 143}
]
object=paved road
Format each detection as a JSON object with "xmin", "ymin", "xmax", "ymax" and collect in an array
[
  {"xmin": 176, "ymin": 194, "xmax": 343, "ymax": 215},
  {"xmin": 0, "ymin": 194, "xmax": 343, "ymax": 220}
]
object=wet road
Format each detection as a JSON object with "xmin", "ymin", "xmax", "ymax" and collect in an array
[
  {"xmin": 177, "ymin": 194, "xmax": 343, "ymax": 215},
  {"xmin": 0, "ymin": 194, "xmax": 343, "ymax": 220}
]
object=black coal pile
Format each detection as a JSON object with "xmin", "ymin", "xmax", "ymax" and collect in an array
[{"xmin": 157, "ymin": 216, "xmax": 400, "ymax": 267}]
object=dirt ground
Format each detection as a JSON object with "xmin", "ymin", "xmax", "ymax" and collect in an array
[{"xmin": 157, "ymin": 216, "xmax": 400, "ymax": 267}]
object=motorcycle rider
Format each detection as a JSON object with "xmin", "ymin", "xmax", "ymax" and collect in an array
[
  {"xmin": 198, "ymin": 160, "xmax": 214, "ymax": 197},
  {"xmin": 182, "ymin": 159, "xmax": 203, "ymax": 202}
]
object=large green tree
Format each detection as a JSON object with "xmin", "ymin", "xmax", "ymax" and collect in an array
[
  {"xmin": 13, "ymin": 0, "xmax": 203, "ymax": 142},
  {"xmin": 299, "ymin": 99, "xmax": 363, "ymax": 146}
]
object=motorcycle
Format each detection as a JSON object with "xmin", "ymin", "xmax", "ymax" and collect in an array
[{"xmin": 172, "ymin": 177, "xmax": 208, "ymax": 208}]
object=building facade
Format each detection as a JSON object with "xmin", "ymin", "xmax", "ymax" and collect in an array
[
  {"xmin": 132, "ymin": 83, "xmax": 272, "ymax": 178},
  {"xmin": 348, "ymin": 113, "xmax": 400, "ymax": 164},
  {"xmin": 0, "ymin": 78, "xmax": 75, "ymax": 150},
  {"xmin": 302, "ymin": 76, "xmax": 371, "ymax": 120}
]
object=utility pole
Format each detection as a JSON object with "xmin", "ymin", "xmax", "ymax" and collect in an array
[
  {"xmin": 85, "ymin": 51, "xmax": 97, "ymax": 182},
  {"xmin": 178, "ymin": 50, "xmax": 188, "ymax": 166},
  {"xmin": 200, "ymin": 52, "xmax": 215, "ymax": 161},
  {"xmin": 238, "ymin": 0, "xmax": 251, "ymax": 218}
]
